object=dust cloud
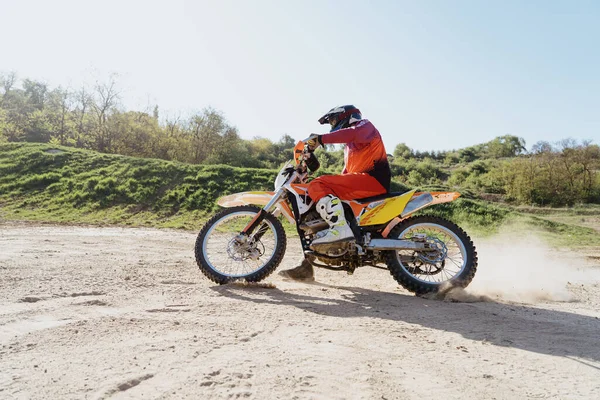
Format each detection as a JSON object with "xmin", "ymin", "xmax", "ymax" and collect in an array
[{"xmin": 461, "ymin": 233, "xmax": 599, "ymax": 303}]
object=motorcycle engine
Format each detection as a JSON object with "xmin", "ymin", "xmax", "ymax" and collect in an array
[
  {"xmin": 311, "ymin": 242, "xmax": 350, "ymax": 258},
  {"xmin": 300, "ymin": 211, "xmax": 349, "ymax": 258}
]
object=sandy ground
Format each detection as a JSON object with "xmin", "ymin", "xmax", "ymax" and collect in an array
[{"xmin": 1, "ymin": 222, "xmax": 600, "ymax": 400}]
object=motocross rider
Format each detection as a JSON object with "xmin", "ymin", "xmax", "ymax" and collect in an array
[{"xmin": 279, "ymin": 105, "xmax": 391, "ymax": 281}]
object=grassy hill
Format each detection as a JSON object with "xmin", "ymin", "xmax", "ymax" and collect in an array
[
  {"xmin": 0, "ymin": 143, "xmax": 276, "ymax": 229},
  {"xmin": 0, "ymin": 143, "xmax": 598, "ymax": 247}
]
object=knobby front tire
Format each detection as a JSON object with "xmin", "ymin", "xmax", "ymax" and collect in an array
[{"xmin": 195, "ymin": 205, "xmax": 287, "ymax": 284}]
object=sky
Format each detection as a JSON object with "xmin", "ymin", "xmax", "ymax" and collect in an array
[{"xmin": 1, "ymin": 0, "xmax": 599, "ymax": 152}]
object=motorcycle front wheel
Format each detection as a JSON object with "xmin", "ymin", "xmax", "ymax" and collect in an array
[
  {"xmin": 195, "ymin": 205, "xmax": 287, "ymax": 284},
  {"xmin": 385, "ymin": 216, "xmax": 478, "ymax": 295}
]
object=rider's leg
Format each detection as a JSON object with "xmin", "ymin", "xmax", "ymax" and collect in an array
[
  {"xmin": 310, "ymin": 194, "xmax": 354, "ymax": 245},
  {"xmin": 279, "ymin": 174, "xmax": 386, "ymax": 279},
  {"xmin": 307, "ymin": 174, "xmax": 386, "ymax": 246},
  {"xmin": 307, "ymin": 173, "xmax": 387, "ymax": 202}
]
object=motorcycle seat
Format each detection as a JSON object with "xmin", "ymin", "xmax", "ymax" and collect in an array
[{"xmin": 354, "ymin": 192, "xmax": 405, "ymax": 204}]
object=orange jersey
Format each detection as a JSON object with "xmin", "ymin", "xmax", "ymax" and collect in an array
[{"xmin": 320, "ymin": 120, "xmax": 391, "ymax": 190}]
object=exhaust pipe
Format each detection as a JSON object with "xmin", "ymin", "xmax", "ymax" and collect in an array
[{"xmin": 300, "ymin": 220, "xmax": 328, "ymax": 234}]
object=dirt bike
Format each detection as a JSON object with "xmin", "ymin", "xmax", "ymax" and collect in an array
[{"xmin": 195, "ymin": 141, "xmax": 477, "ymax": 295}]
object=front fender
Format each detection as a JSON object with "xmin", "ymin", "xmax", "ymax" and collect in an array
[
  {"xmin": 217, "ymin": 191, "xmax": 275, "ymax": 207},
  {"xmin": 217, "ymin": 191, "xmax": 295, "ymax": 224}
]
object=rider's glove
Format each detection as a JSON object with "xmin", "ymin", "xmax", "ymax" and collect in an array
[
  {"xmin": 303, "ymin": 152, "xmax": 320, "ymax": 172},
  {"xmin": 303, "ymin": 134, "xmax": 323, "ymax": 151}
]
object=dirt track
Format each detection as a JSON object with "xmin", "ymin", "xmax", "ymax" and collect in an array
[{"xmin": 1, "ymin": 223, "xmax": 600, "ymax": 399}]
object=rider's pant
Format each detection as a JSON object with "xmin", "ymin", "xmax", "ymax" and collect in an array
[{"xmin": 307, "ymin": 173, "xmax": 387, "ymax": 203}]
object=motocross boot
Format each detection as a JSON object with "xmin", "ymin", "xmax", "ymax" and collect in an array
[
  {"xmin": 278, "ymin": 257, "xmax": 315, "ymax": 281},
  {"xmin": 310, "ymin": 195, "xmax": 355, "ymax": 246}
]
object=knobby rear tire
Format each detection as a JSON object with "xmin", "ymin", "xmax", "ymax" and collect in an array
[
  {"xmin": 385, "ymin": 216, "xmax": 478, "ymax": 295},
  {"xmin": 194, "ymin": 205, "xmax": 287, "ymax": 285}
]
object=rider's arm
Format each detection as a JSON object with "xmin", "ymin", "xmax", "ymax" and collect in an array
[{"xmin": 320, "ymin": 120, "xmax": 376, "ymax": 145}]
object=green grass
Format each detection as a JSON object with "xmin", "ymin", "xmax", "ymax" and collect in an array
[
  {"xmin": 0, "ymin": 143, "xmax": 277, "ymax": 229},
  {"xmin": 1, "ymin": 143, "xmax": 598, "ymax": 248}
]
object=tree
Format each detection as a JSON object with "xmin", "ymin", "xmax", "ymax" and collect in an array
[
  {"xmin": 0, "ymin": 71, "xmax": 17, "ymax": 107},
  {"xmin": 22, "ymin": 79, "xmax": 49, "ymax": 111},
  {"xmin": 531, "ymin": 140, "xmax": 552, "ymax": 154},
  {"xmin": 458, "ymin": 147, "xmax": 477, "ymax": 163},
  {"xmin": 91, "ymin": 76, "xmax": 120, "ymax": 152},
  {"xmin": 73, "ymin": 86, "xmax": 93, "ymax": 146},
  {"xmin": 0, "ymin": 108, "xmax": 7, "ymax": 142},
  {"xmin": 276, "ymin": 134, "xmax": 296, "ymax": 152},
  {"xmin": 486, "ymin": 135, "xmax": 526, "ymax": 158},
  {"xmin": 578, "ymin": 141, "xmax": 600, "ymax": 200},
  {"xmin": 46, "ymin": 87, "xmax": 76, "ymax": 145},
  {"xmin": 393, "ymin": 143, "xmax": 413, "ymax": 159}
]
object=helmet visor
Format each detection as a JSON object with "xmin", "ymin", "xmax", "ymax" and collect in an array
[{"xmin": 329, "ymin": 116, "xmax": 338, "ymax": 129}]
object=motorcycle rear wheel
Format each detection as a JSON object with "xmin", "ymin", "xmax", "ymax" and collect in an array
[
  {"xmin": 385, "ymin": 216, "xmax": 478, "ymax": 295},
  {"xmin": 195, "ymin": 205, "xmax": 287, "ymax": 284}
]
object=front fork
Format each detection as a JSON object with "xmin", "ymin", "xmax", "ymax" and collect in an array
[{"xmin": 239, "ymin": 188, "xmax": 287, "ymax": 239}]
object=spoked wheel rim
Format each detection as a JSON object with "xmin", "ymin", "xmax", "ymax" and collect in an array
[
  {"xmin": 395, "ymin": 222, "xmax": 467, "ymax": 285},
  {"xmin": 202, "ymin": 211, "xmax": 279, "ymax": 278}
]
